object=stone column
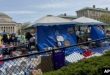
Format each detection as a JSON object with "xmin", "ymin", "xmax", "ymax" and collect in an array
[
  {"xmin": 10, "ymin": 27, "xmax": 11, "ymax": 33},
  {"xmin": 7, "ymin": 26, "xmax": 8, "ymax": 33},
  {"xmin": 6, "ymin": 27, "xmax": 9, "ymax": 33},
  {"xmin": 1, "ymin": 26, "xmax": 3, "ymax": 32},
  {"xmin": 3, "ymin": 26, "xmax": 4, "ymax": 32},
  {"xmin": 5, "ymin": 26, "xmax": 7, "ymax": 32},
  {"xmin": 0, "ymin": 26, "xmax": 1, "ymax": 33}
]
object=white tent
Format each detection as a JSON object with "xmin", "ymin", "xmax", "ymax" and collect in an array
[
  {"xmin": 35, "ymin": 15, "xmax": 71, "ymax": 23},
  {"xmin": 72, "ymin": 16, "xmax": 106, "ymax": 25},
  {"xmin": 32, "ymin": 15, "xmax": 73, "ymax": 26}
]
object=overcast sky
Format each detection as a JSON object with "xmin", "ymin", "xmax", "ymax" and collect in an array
[{"xmin": 0, "ymin": 0, "xmax": 110, "ymax": 23}]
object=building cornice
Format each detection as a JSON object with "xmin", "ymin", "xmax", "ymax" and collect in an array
[
  {"xmin": 76, "ymin": 7, "xmax": 110, "ymax": 13},
  {"xmin": 0, "ymin": 23, "xmax": 17, "ymax": 25}
]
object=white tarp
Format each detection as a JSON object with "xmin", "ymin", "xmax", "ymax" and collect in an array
[
  {"xmin": 65, "ymin": 52, "xmax": 103, "ymax": 63},
  {"xmin": 33, "ymin": 15, "xmax": 71, "ymax": 24},
  {"xmin": 65, "ymin": 52, "xmax": 84, "ymax": 63},
  {"xmin": 72, "ymin": 16, "xmax": 105, "ymax": 25}
]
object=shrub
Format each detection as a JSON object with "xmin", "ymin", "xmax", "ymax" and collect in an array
[{"xmin": 44, "ymin": 51, "xmax": 110, "ymax": 75}]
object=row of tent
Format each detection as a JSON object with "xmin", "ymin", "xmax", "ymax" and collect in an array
[
  {"xmin": 32, "ymin": 16, "xmax": 107, "ymax": 26},
  {"xmin": 30, "ymin": 15, "xmax": 107, "ymax": 54}
]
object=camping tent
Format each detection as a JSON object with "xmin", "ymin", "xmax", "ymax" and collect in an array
[
  {"xmin": 25, "ymin": 15, "xmax": 72, "ymax": 30},
  {"xmin": 72, "ymin": 16, "xmax": 107, "ymax": 25},
  {"xmin": 72, "ymin": 17, "xmax": 106, "ymax": 40},
  {"xmin": 32, "ymin": 15, "xmax": 72, "ymax": 26},
  {"xmin": 32, "ymin": 15, "xmax": 80, "ymax": 55},
  {"xmin": 90, "ymin": 26, "xmax": 105, "ymax": 40},
  {"xmin": 32, "ymin": 16, "xmax": 106, "ymax": 53}
]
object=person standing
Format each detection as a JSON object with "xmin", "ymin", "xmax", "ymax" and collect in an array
[
  {"xmin": 1, "ymin": 34, "xmax": 9, "ymax": 45},
  {"xmin": 9, "ymin": 34, "xmax": 17, "ymax": 46},
  {"xmin": 25, "ymin": 32, "xmax": 33, "ymax": 51},
  {"xmin": 25, "ymin": 32, "xmax": 33, "ymax": 42},
  {"xmin": 29, "ymin": 34, "xmax": 36, "ymax": 49}
]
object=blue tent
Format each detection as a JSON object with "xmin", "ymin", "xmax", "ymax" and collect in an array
[
  {"xmin": 33, "ymin": 16, "xmax": 107, "ymax": 55},
  {"xmin": 90, "ymin": 26, "xmax": 105, "ymax": 40},
  {"xmin": 72, "ymin": 17, "xmax": 106, "ymax": 40},
  {"xmin": 36, "ymin": 24, "xmax": 77, "ymax": 52}
]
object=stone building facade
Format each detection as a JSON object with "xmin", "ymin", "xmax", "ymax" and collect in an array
[
  {"xmin": 76, "ymin": 5, "xmax": 110, "ymax": 21},
  {"xmin": 0, "ymin": 12, "xmax": 21, "ymax": 34}
]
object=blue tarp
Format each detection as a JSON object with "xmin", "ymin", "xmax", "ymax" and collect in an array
[
  {"xmin": 90, "ymin": 26, "xmax": 105, "ymax": 40},
  {"xmin": 36, "ymin": 24, "xmax": 105, "ymax": 55},
  {"xmin": 37, "ymin": 24, "xmax": 78, "ymax": 53}
]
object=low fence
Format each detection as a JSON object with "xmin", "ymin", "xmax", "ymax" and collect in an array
[{"xmin": 0, "ymin": 37, "xmax": 110, "ymax": 75}]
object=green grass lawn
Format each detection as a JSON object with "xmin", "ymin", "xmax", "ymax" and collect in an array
[{"xmin": 44, "ymin": 51, "xmax": 110, "ymax": 75}]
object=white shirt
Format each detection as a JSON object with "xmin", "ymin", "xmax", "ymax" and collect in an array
[
  {"xmin": 29, "ymin": 37, "xmax": 35, "ymax": 43},
  {"xmin": 76, "ymin": 31, "xmax": 80, "ymax": 36}
]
